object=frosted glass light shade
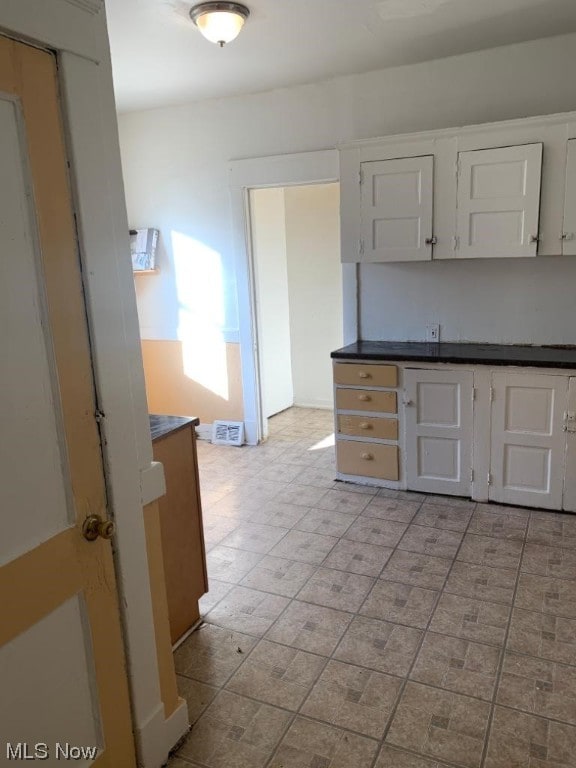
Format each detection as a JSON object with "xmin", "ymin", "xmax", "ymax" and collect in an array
[{"xmin": 190, "ymin": 3, "xmax": 250, "ymax": 46}]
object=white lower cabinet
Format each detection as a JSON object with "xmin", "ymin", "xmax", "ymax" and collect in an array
[
  {"xmin": 489, "ymin": 372, "xmax": 568, "ymax": 510},
  {"xmin": 563, "ymin": 377, "xmax": 576, "ymax": 511},
  {"xmin": 404, "ymin": 368, "xmax": 473, "ymax": 496},
  {"xmin": 334, "ymin": 359, "xmax": 576, "ymax": 512}
]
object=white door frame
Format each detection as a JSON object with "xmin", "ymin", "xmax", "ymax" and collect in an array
[
  {"xmin": 230, "ymin": 150, "xmax": 357, "ymax": 444},
  {"xmin": 0, "ymin": 2, "xmax": 187, "ymax": 766}
]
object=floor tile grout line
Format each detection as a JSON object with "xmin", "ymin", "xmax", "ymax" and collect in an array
[
  {"xmin": 207, "ymin": 541, "xmax": 576, "ymax": 606},
  {"xmin": 180, "ymin": 411, "xmax": 576, "ymax": 768},
  {"xmin": 297, "ymin": 579, "xmax": 447, "ymax": 761},
  {"xmin": 183, "ymin": 472, "xmax": 428, "ymax": 766},
  {"xmin": 178, "ymin": 622, "xmax": 504, "ymax": 703},
  {"xmin": 178, "ymin": 611, "xmax": 576, "ymax": 714},
  {"xmin": 364, "ymin": 502, "xmax": 481, "ymax": 768},
  {"xmin": 202, "ymin": 518, "xmax": 576, "ymax": 641},
  {"xmin": 477, "ymin": 522, "xmax": 528, "ymax": 768},
  {"xmin": 197, "ymin": 584, "xmax": 576, "ymax": 662}
]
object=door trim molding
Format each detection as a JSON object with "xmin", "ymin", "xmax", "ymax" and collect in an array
[
  {"xmin": 229, "ymin": 149, "xmax": 349, "ymax": 444},
  {"xmin": 0, "ymin": 6, "xmax": 187, "ymax": 767}
]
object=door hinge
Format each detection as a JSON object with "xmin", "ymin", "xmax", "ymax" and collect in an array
[
  {"xmin": 453, "ymin": 235, "xmax": 460, "ymax": 250},
  {"xmin": 487, "ymin": 471, "xmax": 492, "ymax": 486},
  {"xmin": 94, "ymin": 409, "xmax": 105, "ymax": 423},
  {"xmin": 470, "ymin": 468, "xmax": 474, "ymax": 483},
  {"xmin": 489, "ymin": 386, "xmax": 495, "ymax": 402},
  {"xmin": 359, "ymin": 239, "xmax": 365, "ymax": 255},
  {"xmin": 456, "ymin": 159, "xmax": 461, "ymax": 177},
  {"xmin": 359, "ymin": 169, "xmax": 364, "ymax": 186},
  {"xmin": 472, "ymin": 386, "xmax": 477, "ymax": 401}
]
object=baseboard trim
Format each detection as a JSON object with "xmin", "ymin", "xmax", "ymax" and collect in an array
[
  {"xmin": 292, "ymin": 400, "xmax": 334, "ymax": 410},
  {"xmin": 136, "ymin": 698, "xmax": 189, "ymax": 768}
]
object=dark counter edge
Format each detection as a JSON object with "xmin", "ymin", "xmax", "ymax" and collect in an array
[
  {"xmin": 149, "ymin": 414, "xmax": 200, "ymax": 442},
  {"xmin": 331, "ymin": 341, "xmax": 576, "ymax": 369}
]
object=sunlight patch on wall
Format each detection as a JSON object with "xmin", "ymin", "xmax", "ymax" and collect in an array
[{"xmin": 172, "ymin": 231, "xmax": 229, "ymax": 400}]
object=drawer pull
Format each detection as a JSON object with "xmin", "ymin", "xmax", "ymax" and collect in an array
[
  {"xmin": 358, "ymin": 371, "xmax": 370, "ymax": 379},
  {"xmin": 361, "ymin": 452, "xmax": 374, "ymax": 461},
  {"xmin": 359, "ymin": 422, "xmax": 372, "ymax": 430},
  {"xmin": 358, "ymin": 394, "xmax": 371, "ymax": 402}
]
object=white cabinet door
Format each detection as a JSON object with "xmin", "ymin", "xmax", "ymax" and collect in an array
[
  {"xmin": 404, "ymin": 368, "xmax": 474, "ymax": 496},
  {"xmin": 360, "ymin": 156, "xmax": 433, "ymax": 262},
  {"xmin": 562, "ymin": 139, "xmax": 576, "ymax": 255},
  {"xmin": 562, "ymin": 376, "xmax": 576, "ymax": 511},
  {"xmin": 490, "ymin": 372, "xmax": 567, "ymax": 509},
  {"xmin": 455, "ymin": 143, "xmax": 542, "ymax": 259}
]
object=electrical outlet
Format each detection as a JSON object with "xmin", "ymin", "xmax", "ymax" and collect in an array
[{"xmin": 426, "ymin": 323, "xmax": 440, "ymax": 342}]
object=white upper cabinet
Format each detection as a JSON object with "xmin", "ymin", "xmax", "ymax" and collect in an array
[
  {"xmin": 562, "ymin": 139, "xmax": 576, "ymax": 255},
  {"xmin": 341, "ymin": 111, "xmax": 576, "ymax": 263},
  {"xmin": 360, "ymin": 156, "xmax": 434, "ymax": 262},
  {"xmin": 455, "ymin": 143, "xmax": 543, "ymax": 259}
]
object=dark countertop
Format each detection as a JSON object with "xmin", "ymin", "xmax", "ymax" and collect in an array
[
  {"xmin": 149, "ymin": 414, "xmax": 200, "ymax": 441},
  {"xmin": 331, "ymin": 341, "xmax": 576, "ymax": 369}
]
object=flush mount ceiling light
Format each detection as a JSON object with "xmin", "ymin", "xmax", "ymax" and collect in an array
[{"xmin": 190, "ymin": 2, "xmax": 250, "ymax": 47}]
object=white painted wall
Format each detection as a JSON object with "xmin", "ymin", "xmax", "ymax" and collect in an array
[
  {"xmin": 284, "ymin": 183, "xmax": 342, "ymax": 408},
  {"xmin": 360, "ymin": 257, "xmax": 576, "ymax": 344},
  {"xmin": 250, "ymin": 187, "xmax": 294, "ymax": 417},
  {"xmin": 118, "ymin": 33, "xmax": 576, "ymax": 362}
]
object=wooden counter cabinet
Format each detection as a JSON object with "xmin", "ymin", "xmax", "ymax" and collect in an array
[{"xmin": 150, "ymin": 415, "xmax": 208, "ymax": 645}]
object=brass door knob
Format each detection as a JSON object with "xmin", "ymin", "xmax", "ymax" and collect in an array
[
  {"xmin": 361, "ymin": 452, "xmax": 374, "ymax": 461},
  {"xmin": 358, "ymin": 371, "xmax": 370, "ymax": 379},
  {"xmin": 82, "ymin": 514, "xmax": 116, "ymax": 542},
  {"xmin": 359, "ymin": 422, "xmax": 372, "ymax": 430},
  {"xmin": 358, "ymin": 394, "xmax": 371, "ymax": 402}
]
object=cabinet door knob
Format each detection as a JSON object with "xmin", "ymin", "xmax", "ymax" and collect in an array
[
  {"xmin": 361, "ymin": 452, "xmax": 374, "ymax": 461},
  {"xmin": 358, "ymin": 371, "xmax": 370, "ymax": 379},
  {"xmin": 403, "ymin": 399, "xmax": 414, "ymax": 406},
  {"xmin": 530, "ymin": 234, "xmax": 540, "ymax": 243},
  {"xmin": 358, "ymin": 394, "xmax": 371, "ymax": 402},
  {"xmin": 425, "ymin": 236, "xmax": 437, "ymax": 245},
  {"xmin": 359, "ymin": 422, "xmax": 371, "ymax": 430}
]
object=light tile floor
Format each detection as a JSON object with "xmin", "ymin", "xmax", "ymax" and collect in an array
[{"xmin": 169, "ymin": 407, "xmax": 576, "ymax": 768}]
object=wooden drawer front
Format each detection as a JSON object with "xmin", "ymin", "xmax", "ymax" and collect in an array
[
  {"xmin": 336, "ymin": 388, "xmax": 397, "ymax": 413},
  {"xmin": 338, "ymin": 415, "xmax": 398, "ymax": 440},
  {"xmin": 337, "ymin": 440, "xmax": 399, "ymax": 480},
  {"xmin": 334, "ymin": 362, "xmax": 397, "ymax": 387}
]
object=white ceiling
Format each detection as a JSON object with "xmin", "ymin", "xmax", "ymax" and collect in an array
[{"xmin": 106, "ymin": 0, "xmax": 576, "ymax": 113}]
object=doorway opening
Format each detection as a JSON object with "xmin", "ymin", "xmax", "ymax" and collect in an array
[{"xmin": 248, "ymin": 182, "xmax": 343, "ymax": 439}]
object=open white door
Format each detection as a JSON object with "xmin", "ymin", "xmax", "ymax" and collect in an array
[
  {"xmin": 404, "ymin": 368, "xmax": 474, "ymax": 496},
  {"xmin": 0, "ymin": 38, "xmax": 135, "ymax": 766},
  {"xmin": 250, "ymin": 187, "xmax": 294, "ymax": 418}
]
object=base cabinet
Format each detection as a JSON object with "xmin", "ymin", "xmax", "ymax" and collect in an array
[
  {"xmin": 404, "ymin": 368, "xmax": 473, "ymax": 497},
  {"xmin": 152, "ymin": 423, "xmax": 208, "ymax": 644},
  {"xmin": 333, "ymin": 358, "xmax": 576, "ymax": 512},
  {"xmin": 489, "ymin": 372, "xmax": 568, "ymax": 510}
]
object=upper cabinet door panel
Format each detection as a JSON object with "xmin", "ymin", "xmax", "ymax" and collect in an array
[
  {"xmin": 562, "ymin": 139, "xmax": 576, "ymax": 256},
  {"xmin": 360, "ymin": 156, "xmax": 433, "ymax": 262},
  {"xmin": 455, "ymin": 143, "xmax": 543, "ymax": 259}
]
